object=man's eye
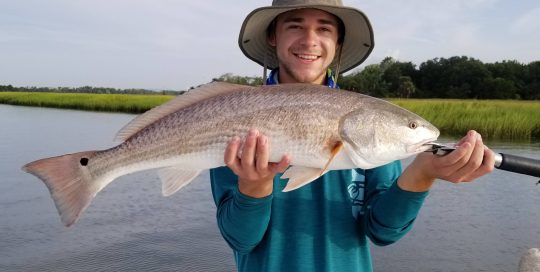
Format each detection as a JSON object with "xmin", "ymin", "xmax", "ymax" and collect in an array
[{"xmin": 320, "ymin": 27, "xmax": 333, "ymax": 32}]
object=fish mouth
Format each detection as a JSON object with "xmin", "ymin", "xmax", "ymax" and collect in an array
[{"xmin": 407, "ymin": 138, "xmax": 439, "ymax": 153}]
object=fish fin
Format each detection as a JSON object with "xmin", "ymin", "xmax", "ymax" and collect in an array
[
  {"xmin": 158, "ymin": 167, "xmax": 201, "ymax": 196},
  {"xmin": 281, "ymin": 166, "xmax": 328, "ymax": 192},
  {"xmin": 115, "ymin": 81, "xmax": 252, "ymax": 141},
  {"xmin": 22, "ymin": 151, "xmax": 104, "ymax": 227},
  {"xmin": 320, "ymin": 141, "xmax": 343, "ymax": 175},
  {"xmin": 281, "ymin": 142, "xmax": 342, "ymax": 192}
]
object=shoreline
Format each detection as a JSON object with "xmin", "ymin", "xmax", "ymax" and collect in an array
[{"xmin": 1, "ymin": 91, "xmax": 539, "ymax": 140}]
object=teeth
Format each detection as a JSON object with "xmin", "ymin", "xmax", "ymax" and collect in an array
[{"xmin": 296, "ymin": 54, "xmax": 318, "ymax": 60}]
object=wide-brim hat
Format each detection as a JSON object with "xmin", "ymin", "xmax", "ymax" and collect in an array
[{"xmin": 238, "ymin": 0, "xmax": 374, "ymax": 74}]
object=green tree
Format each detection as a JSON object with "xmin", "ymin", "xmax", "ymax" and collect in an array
[
  {"xmin": 0, "ymin": 85, "xmax": 15, "ymax": 92},
  {"xmin": 397, "ymin": 76, "xmax": 416, "ymax": 98},
  {"xmin": 214, "ymin": 73, "xmax": 263, "ymax": 86},
  {"xmin": 419, "ymin": 56, "xmax": 491, "ymax": 98},
  {"xmin": 478, "ymin": 77, "xmax": 517, "ymax": 99},
  {"xmin": 381, "ymin": 60, "xmax": 418, "ymax": 97},
  {"xmin": 523, "ymin": 61, "xmax": 540, "ymax": 99},
  {"xmin": 351, "ymin": 64, "xmax": 387, "ymax": 96},
  {"xmin": 485, "ymin": 60, "xmax": 526, "ymax": 99}
]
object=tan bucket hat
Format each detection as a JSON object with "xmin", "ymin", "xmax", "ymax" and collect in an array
[{"xmin": 238, "ymin": 0, "xmax": 374, "ymax": 74}]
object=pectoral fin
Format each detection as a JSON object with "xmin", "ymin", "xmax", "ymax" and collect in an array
[
  {"xmin": 282, "ymin": 166, "xmax": 327, "ymax": 192},
  {"xmin": 158, "ymin": 167, "xmax": 201, "ymax": 196},
  {"xmin": 281, "ymin": 141, "xmax": 344, "ymax": 192},
  {"xmin": 320, "ymin": 141, "xmax": 343, "ymax": 175}
]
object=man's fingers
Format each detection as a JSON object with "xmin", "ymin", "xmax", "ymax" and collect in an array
[
  {"xmin": 256, "ymin": 134, "xmax": 270, "ymax": 172},
  {"xmin": 241, "ymin": 129, "xmax": 259, "ymax": 168},
  {"xmin": 224, "ymin": 136, "xmax": 241, "ymax": 173},
  {"xmin": 482, "ymin": 147, "xmax": 496, "ymax": 172},
  {"xmin": 270, "ymin": 155, "xmax": 291, "ymax": 174},
  {"xmin": 450, "ymin": 133, "xmax": 485, "ymax": 182},
  {"xmin": 460, "ymin": 146, "xmax": 496, "ymax": 181},
  {"xmin": 438, "ymin": 131, "xmax": 477, "ymax": 168},
  {"xmin": 226, "ymin": 130, "xmax": 290, "ymax": 184},
  {"xmin": 455, "ymin": 130, "xmax": 476, "ymax": 146}
]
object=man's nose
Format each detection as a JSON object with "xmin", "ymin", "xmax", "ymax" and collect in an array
[{"xmin": 299, "ymin": 28, "xmax": 318, "ymax": 47}]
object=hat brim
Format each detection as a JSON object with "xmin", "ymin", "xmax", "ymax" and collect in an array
[{"xmin": 238, "ymin": 5, "xmax": 374, "ymax": 73}]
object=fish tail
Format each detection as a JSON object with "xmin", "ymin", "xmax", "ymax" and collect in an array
[{"xmin": 22, "ymin": 151, "xmax": 101, "ymax": 227}]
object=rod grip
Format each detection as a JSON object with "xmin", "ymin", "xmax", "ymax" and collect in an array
[{"xmin": 498, "ymin": 153, "xmax": 540, "ymax": 178}]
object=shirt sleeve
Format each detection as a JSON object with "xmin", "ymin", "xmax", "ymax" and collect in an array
[
  {"xmin": 210, "ymin": 166, "xmax": 273, "ymax": 254},
  {"xmin": 361, "ymin": 161, "xmax": 429, "ymax": 246}
]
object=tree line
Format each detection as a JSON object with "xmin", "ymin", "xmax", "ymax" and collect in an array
[
  {"xmin": 214, "ymin": 56, "xmax": 539, "ymax": 100},
  {"xmin": 2, "ymin": 56, "xmax": 538, "ymax": 99},
  {"xmin": 339, "ymin": 56, "xmax": 539, "ymax": 99}
]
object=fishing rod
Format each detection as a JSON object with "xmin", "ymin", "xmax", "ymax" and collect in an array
[{"xmin": 427, "ymin": 143, "xmax": 540, "ymax": 184}]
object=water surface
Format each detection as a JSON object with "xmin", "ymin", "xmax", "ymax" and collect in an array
[{"xmin": 1, "ymin": 104, "xmax": 539, "ymax": 272}]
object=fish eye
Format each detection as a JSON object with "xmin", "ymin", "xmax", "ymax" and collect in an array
[
  {"xmin": 408, "ymin": 121, "xmax": 418, "ymax": 129},
  {"xmin": 80, "ymin": 157, "xmax": 89, "ymax": 166}
]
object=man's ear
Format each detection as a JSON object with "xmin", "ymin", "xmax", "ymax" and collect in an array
[{"xmin": 267, "ymin": 34, "xmax": 276, "ymax": 47}]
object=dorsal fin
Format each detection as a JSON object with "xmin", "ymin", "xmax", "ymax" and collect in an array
[{"xmin": 115, "ymin": 81, "xmax": 252, "ymax": 141}]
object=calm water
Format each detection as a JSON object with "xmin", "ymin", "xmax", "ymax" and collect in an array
[{"xmin": 1, "ymin": 104, "xmax": 539, "ymax": 272}]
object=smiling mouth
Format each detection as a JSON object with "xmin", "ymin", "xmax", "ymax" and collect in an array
[{"xmin": 294, "ymin": 53, "xmax": 320, "ymax": 61}]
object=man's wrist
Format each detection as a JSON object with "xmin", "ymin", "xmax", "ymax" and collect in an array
[
  {"xmin": 238, "ymin": 178, "xmax": 274, "ymax": 198},
  {"xmin": 397, "ymin": 165, "xmax": 435, "ymax": 192}
]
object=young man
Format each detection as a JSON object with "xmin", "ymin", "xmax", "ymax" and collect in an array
[{"xmin": 210, "ymin": 1, "xmax": 494, "ymax": 271}]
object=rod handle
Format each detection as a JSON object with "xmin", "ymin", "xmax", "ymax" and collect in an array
[{"xmin": 496, "ymin": 153, "xmax": 540, "ymax": 178}]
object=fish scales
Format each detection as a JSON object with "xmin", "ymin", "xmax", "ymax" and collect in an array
[
  {"xmin": 22, "ymin": 82, "xmax": 439, "ymax": 226},
  {"xmin": 95, "ymin": 85, "xmax": 356, "ymax": 175}
]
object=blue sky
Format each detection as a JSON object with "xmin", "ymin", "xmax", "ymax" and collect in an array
[{"xmin": 1, "ymin": 0, "xmax": 539, "ymax": 90}]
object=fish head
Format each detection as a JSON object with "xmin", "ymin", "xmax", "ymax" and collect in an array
[{"xmin": 339, "ymin": 101, "xmax": 439, "ymax": 169}]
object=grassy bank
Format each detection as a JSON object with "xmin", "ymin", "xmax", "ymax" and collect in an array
[
  {"xmin": 0, "ymin": 92, "xmax": 172, "ymax": 113},
  {"xmin": 1, "ymin": 92, "xmax": 539, "ymax": 140},
  {"xmin": 391, "ymin": 99, "xmax": 540, "ymax": 140}
]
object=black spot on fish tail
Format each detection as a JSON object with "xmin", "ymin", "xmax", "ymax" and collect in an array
[{"xmin": 80, "ymin": 158, "xmax": 89, "ymax": 166}]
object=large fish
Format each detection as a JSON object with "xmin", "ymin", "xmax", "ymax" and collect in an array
[{"xmin": 23, "ymin": 82, "xmax": 440, "ymax": 227}]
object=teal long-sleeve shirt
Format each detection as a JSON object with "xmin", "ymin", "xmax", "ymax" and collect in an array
[{"xmin": 210, "ymin": 161, "xmax": 428, "ymax": 272}]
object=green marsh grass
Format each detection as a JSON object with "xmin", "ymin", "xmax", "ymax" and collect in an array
[
  {"xmin": 391, "ymin": 99, "xmax": 540, "ymax": 141},
  {"xmin": 1, "ymin": 92, "xmax": 538, "ymax": 140},
  {"xmin": 0, "ymin": 92, "xmax": 173, "ymax": 113}
]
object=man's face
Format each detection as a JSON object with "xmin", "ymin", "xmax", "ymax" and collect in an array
[{"xmin": 268, "ymin": 8, "xmax": 340, "ymax": 85}]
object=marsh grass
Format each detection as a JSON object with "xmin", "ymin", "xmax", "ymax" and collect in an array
[
  {"xmin": 1, "ymin": 92, "xmax": 538, "ymax": 140},
  {"xmin": 0, "ymin": 92, "xmax": 173, "ymax": 113},
  {"xmin": 391, "ymin": 99, "xmax": 540, "ymax": 140}
]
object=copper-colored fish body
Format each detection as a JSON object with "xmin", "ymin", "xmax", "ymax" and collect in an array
[{"xmin": 23, "ymin": 82, "xmax": 439, "ymax": 226}]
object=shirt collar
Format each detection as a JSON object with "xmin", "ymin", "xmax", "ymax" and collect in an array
[{"xmin": 265, "ymin": 69, "xmax": 339, "ymax": 89}]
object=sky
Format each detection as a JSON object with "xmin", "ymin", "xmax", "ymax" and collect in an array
[{"xmin": 1, "ymin": 0, "xmax": 539, "ymax": 90}]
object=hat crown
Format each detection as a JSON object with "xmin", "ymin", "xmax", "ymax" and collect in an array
[{"xmin": 272, "ymin": 0, "xmax": 343, "ymax": 7}]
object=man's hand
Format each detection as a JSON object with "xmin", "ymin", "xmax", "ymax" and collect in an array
[
  {"xmin": 224, "ymin": 129, "xmax": 290, "ymax": 198},
  {"xmin": 399, "ymin": 130, "xmax": 495, "ymax": 192}
]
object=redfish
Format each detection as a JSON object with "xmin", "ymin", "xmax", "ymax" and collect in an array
[{"xmin": 23, "ymin": 82, "xmax": 439, "ymax": 226}]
